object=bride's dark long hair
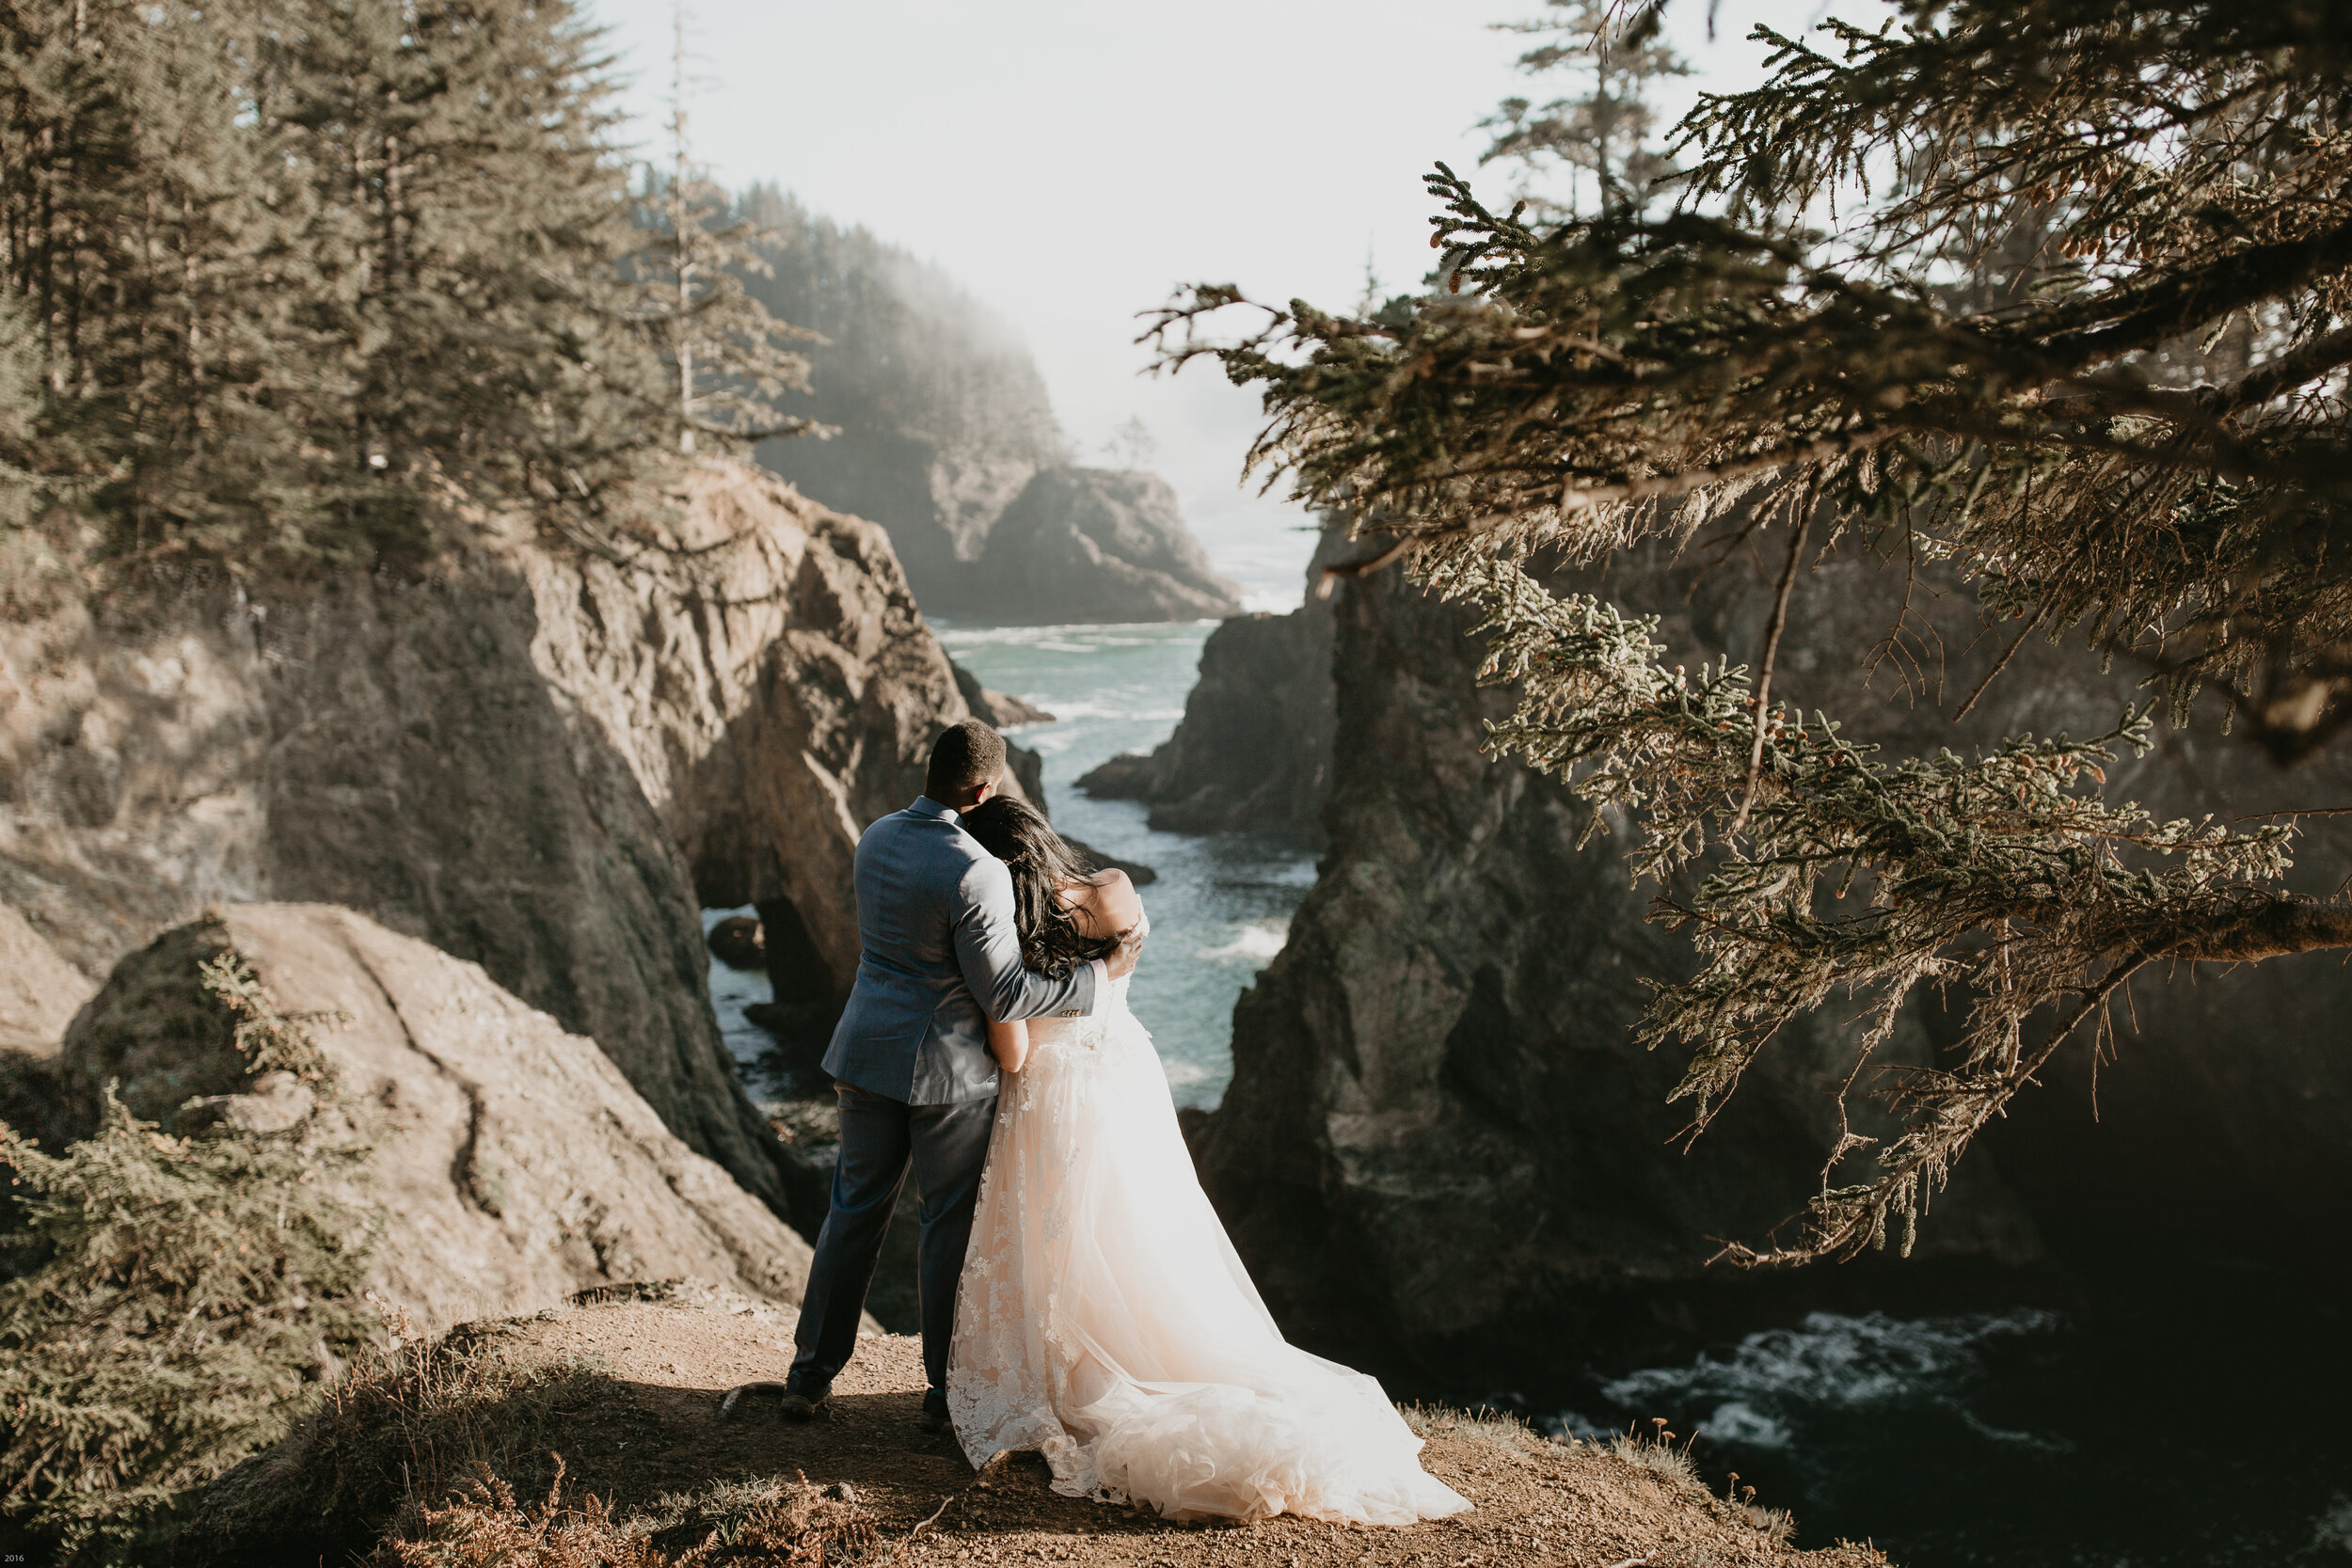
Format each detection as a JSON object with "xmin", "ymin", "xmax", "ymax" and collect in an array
[{"xmin": 961, "ymin": 796, "xmax": 1119, "ymax": 978}]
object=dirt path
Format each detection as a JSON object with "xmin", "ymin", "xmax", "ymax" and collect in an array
[{"xmin": 399, "ymin": 1287, "xmax": 1891, "ymax": 1568}]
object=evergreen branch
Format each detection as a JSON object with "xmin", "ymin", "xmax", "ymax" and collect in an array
[
  {"xmin": 1411, "ymin": 546, "xmax": 2342, "ymax": 1267},
  {"xmin": 0, "ymin": 942, "xmax": 379, "ymax": 1553}
]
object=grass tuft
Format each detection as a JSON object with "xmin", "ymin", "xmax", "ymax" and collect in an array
[{"xmin": 359, "ymin": 1460, "xmax": 901, "ymax": 1567}]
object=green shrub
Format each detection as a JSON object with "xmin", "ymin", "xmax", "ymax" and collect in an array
[{"xmin": 0, "ymin": 952, "xmax": 380, "ymax": 1562}]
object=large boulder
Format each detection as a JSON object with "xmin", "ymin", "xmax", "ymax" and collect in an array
[
  {"xmin": 54, "ymin": 904, "xmax": 816, "ymax": 1335},
  {"xmin": 0, "ymin": 460, "xmax": 988, "ymax": 1212},
  {"xmin": 966, "ymin": 468, "xmax": 1244, "ymax": 625},
  {"xmin": 1191, "ymin": 536, "xmax": 2352, "ymax": 1394}
]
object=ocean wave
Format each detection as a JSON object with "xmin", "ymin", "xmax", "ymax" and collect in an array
[
  {"xmin": 934, "ymin": 621, "xmax": 1218, "ymax": 646},
  {"xmin": 2312, "ymin": 1495, "xmax": 2352, "ymax": 1554},
  {"xmin": 1593, "ymin": 1308, "xmax": 2066, "ymax": 1452},
  {"xmin": 1023, "ymin": 701, "xmax": 1186, "ymax": 722},
  {"xmin": 1196, "ymin": 920, "xmax": 1290, "ymax": 964}
]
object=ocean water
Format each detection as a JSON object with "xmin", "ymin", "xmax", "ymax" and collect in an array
[
  {"xmin": 1549, "ymin": 1291, "xmax": 2352, "ymax": 1566},
  {"xmin": 705, "ymin": 619, "xmax": 1314, "ymax": 1111},
  {"xmin": 932, "ymin": 620, "xmax": 1317, "ymax": 1108}
]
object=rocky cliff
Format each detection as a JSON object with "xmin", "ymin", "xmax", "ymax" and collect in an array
[
  {"xmin": 1192, "ymin": 536, "xmax": 2352, "ymax": 1393},
  {"xmin": 736, "ymin": 189, "xmax": 1240, "ymax": 624},
  {"xmin": 964, "ymin": 467, "xmax": 1244, "ymax": 625},
  {"xmin": 54, "ymin": 904, "xmax": 818, "ymax": 1335},
  {"xmin": 1078, "ymin": 532, "xmax": 1338, "ymax": 842},
  {"xmin": 0, "ymin": 460, "xmax": 987, "ymax": 1212}
]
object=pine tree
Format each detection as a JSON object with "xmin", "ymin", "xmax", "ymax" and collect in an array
[
  {"xmin": 1479, "ymin": 0, "xmax": 1689, "ymax": 218},
  {"xmin": 1155, "ymin": 0, "xmax": 2352, "ymax": 1265},
  {"xmin": 261, "ymin": 0, "xmax": 672, "ymax": 558},
  {"xmin": 0, "ymin": 0, "xmax": 307, "ymax": 559},
  {"xmin": 0, "ymin": 0, "xmax": 816, "ymax": 578},
  {"xmin": 631, "ymin": 5, "xmax": 817, "ymax": 458},
  {"xmin": 0, "ymin": 951, "xmax": 379, "ymax": 1560}
]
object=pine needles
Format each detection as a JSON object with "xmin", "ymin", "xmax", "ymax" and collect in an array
[
  {"xmin": 0, "ymin": 951, "xmax": 380, "ymax": 1561},
  {"xmin": 362, "ymin": 1459, "xmax": 898, "ymax": 1568},
  {"xmin": 1417, "ymin": 545, "xmax": 2316, "ymax": 1265},
  {"xmin": 1153, "ymin": 0, "xmax": 2352, "ymax": 1267}
]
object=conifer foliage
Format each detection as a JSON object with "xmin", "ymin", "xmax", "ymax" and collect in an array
[
  {"xmin": 0, "ymin": 952, "xmax": 379, "ymax": 1560},
  {"xmin": 1480, "ymin": 0, "xmax": 1689, "ymax": 217},
  {"xmin": 630, "ymin": 8, "xmax": 819, "ymax": 458},
  {"xmin": 1157, "ymin": 0, "xmax": 2352, "ymax": 1264},
  {"xmin": 0, "ymin": 0, "xmax": 800, "ymax": 577}
]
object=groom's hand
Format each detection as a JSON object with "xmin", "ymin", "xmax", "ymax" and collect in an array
[{"xmin": 1104, "ymin": 925, "xmax": 1144, "ymax": 981}]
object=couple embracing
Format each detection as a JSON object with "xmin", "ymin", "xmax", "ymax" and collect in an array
[{"xmin": 780, "ymin": 720, "xmax": 1470, "ymax": 1526}]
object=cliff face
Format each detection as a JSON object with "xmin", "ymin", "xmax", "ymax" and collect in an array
[
  {"xmin": 57, "ymin": 905, "xmax": 818, "ymax": 1335},
  {"xmin": 1192, "ymin": 539, "xmax": 2352, "ymax": 1390},
  {"xmin": 966, "ymin": 467, "xmax": 1244, "ymax": 625},
  {"xmin": 1078, "ymin": 533, "xmax": 1338, "ymax": 842},
  {"xmin": 737, "ymin": 190, "xmax": 1238, "ymax": 624},
  {"xmin": 0, "ymin": 461, "xmax": 984, "ymax": 1212}
]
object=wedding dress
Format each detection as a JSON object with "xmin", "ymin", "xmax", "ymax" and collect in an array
[{"xmin": 946, "ymin": 911, "xmax": 1472, "ymax": 1525}]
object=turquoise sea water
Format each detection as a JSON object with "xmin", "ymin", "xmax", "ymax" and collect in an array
[
  {"xmin": 704, "ymin": 619, "xmax": 1313, "ymax": 1112},
  {"xmin": 933, "ymin": 620, "xmax": 1317, "ymax": 1109}
]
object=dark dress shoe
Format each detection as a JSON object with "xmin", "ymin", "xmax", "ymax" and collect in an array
[
  {"xmin": 919, "ymin": 1387, "xmax": 952, "ymax": 1433},
  {"xmin": 778, "ymin": 1371, "xmax": 830, "ymax": 1418}
]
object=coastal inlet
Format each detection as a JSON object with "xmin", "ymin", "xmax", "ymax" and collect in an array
[{"xmin": 705, "ymin": 619, "xmax": 1315, "ymax": 1111}]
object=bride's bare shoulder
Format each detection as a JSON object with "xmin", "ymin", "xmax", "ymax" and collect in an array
[{"xmin": 1061, "ymin": 868, "xmax": 1141, "ymax": 937}]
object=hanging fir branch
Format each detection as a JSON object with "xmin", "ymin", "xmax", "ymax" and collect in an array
[{"xmin": 1152, "ymin": 0, "xmax": 2352, "ymax": 1265}]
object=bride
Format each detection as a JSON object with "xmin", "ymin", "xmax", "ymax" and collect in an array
[{"xmin": 946, "ymin": 797, "xmax": 1470, "ymax": 1527}]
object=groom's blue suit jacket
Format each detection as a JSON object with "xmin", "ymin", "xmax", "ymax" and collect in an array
[{"xmin": 821, "ymin": 796, "xmax": 1099, "ymax": 1104}]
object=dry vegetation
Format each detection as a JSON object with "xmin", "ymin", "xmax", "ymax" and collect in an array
[
  {"xmin": 179, "ymin": 1283, "xmax": 1890, "ymax": 1568},
  {"xmin": 0, "ymin": 950, "xmax": 378, "ymax": 1562}
]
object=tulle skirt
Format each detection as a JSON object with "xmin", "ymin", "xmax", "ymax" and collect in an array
[{"xmin": 945, "ymin": 985, "xmax": 1471, "ymax": 1526}]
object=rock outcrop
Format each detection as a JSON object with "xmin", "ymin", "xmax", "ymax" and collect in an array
[
  {"xmin": 737, "ymin": 191, "xmax": 1239, "ymax": 624},
  {"xmin": 0, "ymin": 460, "xmax": 991, "ymax": 1212},
  {"xmin": 1077, "ymin": 544, "xmax": 1336, "ymax": 842},
  {"xmin": 961, "ymin": 468, "xmax": 1244, "ymax": 625},
  {"xmin": 55, "ymin": 905, "xmax": 817, "ymax": 1335},
  {"xmin": 1192, "ymin": 536, "xmax": 2352, "ymax": 1393},
  {"xmin": 0, "ymin": 901, "xmax": 91, "ymax": 1051}
]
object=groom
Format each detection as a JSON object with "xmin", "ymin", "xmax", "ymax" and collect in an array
[{"xmin": 781, "ymin": 720, "xmax": 1136, "ymax": 1432}]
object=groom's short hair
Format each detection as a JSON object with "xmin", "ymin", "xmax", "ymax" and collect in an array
[{"xmin": 927, "ymin": 720, "xmax": 1007, "ymax": 806}]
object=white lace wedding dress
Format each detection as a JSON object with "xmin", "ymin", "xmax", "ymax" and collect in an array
[{"xmin": 946, "ymin": 912, "xmax": 1471, "ymax": 1525}]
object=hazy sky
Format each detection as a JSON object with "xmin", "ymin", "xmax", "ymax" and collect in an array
[{"xmin": 585, "ymin": 0, "xmax": 1833, "ymax": 607}]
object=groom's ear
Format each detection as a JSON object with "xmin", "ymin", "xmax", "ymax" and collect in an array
[{"xmin": 965, "ymin": 771, "xmax": 1004, "ymax": 811}]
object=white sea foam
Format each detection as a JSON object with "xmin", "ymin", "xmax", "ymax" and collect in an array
[
  {"xmin": 2311, "ymin": 1495, "xmax": 2352, "ymax": 1554},
  {"xmin": 1595, "ymin": 1308, "xmax": 2065, "ymax": 1453},
  {"xmin": 1025, "ymin": 701, "xmax": 1185, "ymax": 722},
  {"xmin": 1197, "ymin": 920, "xmax": 1290, "ymax": 964},
  {"xmin": 934, "ymin": 621, "xmax": 1218, "ymax": 646},
  {"xmin": 1159, "ymin": 1056, "xmax": 1214, "ymax": 1088},
  {"xmin": 1697, "ymin": 1400, "xmax": 1792, "ymax": 1448}
]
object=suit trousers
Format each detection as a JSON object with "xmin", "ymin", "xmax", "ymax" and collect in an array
[{"xmin": 791, "ymin": 1082, "xmax": 996, "ymax": 1394}]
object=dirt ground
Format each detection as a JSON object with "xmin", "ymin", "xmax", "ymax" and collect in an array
[{"xmin": 433, "ymin": 1287, "xmax": 1891, "ymax": 1568}]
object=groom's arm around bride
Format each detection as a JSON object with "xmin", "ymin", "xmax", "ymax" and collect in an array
[{"xmin": 784, "ymin": 720, "xmax": 1137, "ymax": 1424}]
